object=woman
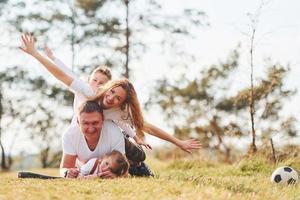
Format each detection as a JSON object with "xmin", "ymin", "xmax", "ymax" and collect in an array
[{"xmin": 19, "ymin": 33, "xmax": 201, "ymax": 153}]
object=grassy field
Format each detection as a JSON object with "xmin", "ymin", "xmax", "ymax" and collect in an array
[{"xmin": 1, "ymin": 156, "xmax": 300, "ymax": 200}]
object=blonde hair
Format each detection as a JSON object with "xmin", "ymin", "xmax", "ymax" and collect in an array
[
  {"xmin": 93, "ymin": 78, "xmax": 145, "ymax": 138},
  {"xmin": 91, "ymin": 65, "xmax": 112, "ymax": 80},
  {"xmin": 105, "ymin": 150, "xmax": 129, "ymax": 176}
]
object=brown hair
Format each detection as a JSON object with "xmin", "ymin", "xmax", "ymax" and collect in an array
[
  {"xmin": 106, "ymin": 150, "xmax": 129, "ymax": 176},
  {"xmin": 91, "ymin": 66, "xmax": 112, "ymax": 80},
  {"xmin": 93, "ymin": 78, "xmax": 145, "ymax": 138},
  {"xmin": 78, "ymin": 101, "xmax": 103, "ymax": 118}
]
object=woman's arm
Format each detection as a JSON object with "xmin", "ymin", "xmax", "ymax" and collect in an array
[
  {"xmin": 143, "ymin": 122, "xmax": 201, "ymax": 153},
  {"xmin": 20, "ymin": 34, "xmax": 73, "ymax": 86}
]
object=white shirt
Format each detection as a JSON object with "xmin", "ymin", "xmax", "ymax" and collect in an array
[
  {"xmin": 62, "ymin": 120, "xmax": 125, "ymax": 164},
  {"xmin": 80, "ymin": 158, "xmax": 99, "ymax": 175}
]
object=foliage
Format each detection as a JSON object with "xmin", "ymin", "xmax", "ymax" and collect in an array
[
  {"xmin": 0, "ymin": 67, "xmax": 72, "ymax": 169},
  {"xmin": 149, "ymin": 48, "xmax": 297, "ymax": 161}
]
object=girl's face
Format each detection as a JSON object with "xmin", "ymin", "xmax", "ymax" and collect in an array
[
  {"xmin": 88, "ymin": 72, "xmax": 110, "ymax": 91},
  {"xmin": 102, "ymin": 86, "xmax": 127, "ymax": 109},
  {"xmin": 98, "ymin": 156, "xmax": 117, "ymax": 173}
]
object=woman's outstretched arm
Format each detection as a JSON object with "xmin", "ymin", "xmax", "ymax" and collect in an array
[
  {"xmin": 143, "ymin": 122, "xmax": 201, "ymax": 153},
  {"xmin": 20, "ymin": 34, "xmax": 73, "ymax": 86}
]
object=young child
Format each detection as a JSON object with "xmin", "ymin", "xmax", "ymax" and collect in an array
[{"xmin": 78, "ymin": 150, "xmax": 129, "ymax": 179}]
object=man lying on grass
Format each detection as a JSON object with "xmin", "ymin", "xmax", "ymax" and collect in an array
[{"xmin": 60, "ymin": 100, "xmax": 126, "ymax": 179}]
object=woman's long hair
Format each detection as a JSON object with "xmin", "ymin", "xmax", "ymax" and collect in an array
[{"xmin": 92, "ymin": 78, "xmax": 145, "ymax": 138}]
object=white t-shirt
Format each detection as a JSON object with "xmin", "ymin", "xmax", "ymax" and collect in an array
[
  {"xmin": 54, "ymin": 58, "xmax": 136, "ymax": 138},
  {"xmin": 62, "ymin": 120, "xmax": 125, "ymax": 165},
  {"xmin": 80, "ymin": 158, "xmax": 99, "ymax": 175}
]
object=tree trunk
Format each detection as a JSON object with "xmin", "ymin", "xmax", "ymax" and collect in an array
[
  {"xmin": 0, "ymin": 87, "xmax": 8, "ymax": 170},
  {"xmin": 124, "ymin": 0, "xmax": 130, "ymax": 78}
]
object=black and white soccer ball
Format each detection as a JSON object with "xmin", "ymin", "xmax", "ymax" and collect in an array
[{"xmin": 271, "ymin": 166, "xmax": 298, "ymax": 184}]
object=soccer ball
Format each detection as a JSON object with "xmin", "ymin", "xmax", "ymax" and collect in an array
[{"xmin": 271, "ymin": 166, "xmax": 298, "ymax": 184}]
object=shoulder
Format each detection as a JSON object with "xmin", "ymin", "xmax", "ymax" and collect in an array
[
  {"xmin": 103, "ymin": 109, "xmax": 131, "ymax": 124},
  {"xmin": 63, "ymin": 124, "xmax": 81, "ymax": 139},
  {"xmin": 102, "ymin": 120, "xmax": 123, "ymax": 137},
  {"xmin": 103, "ymin": 120, "xmax": 120, "ymax": 131}
]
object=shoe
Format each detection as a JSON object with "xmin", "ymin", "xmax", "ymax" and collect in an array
[{"xmin": 129, "ymin": 162, "xmax": 154, "ymax": 177}]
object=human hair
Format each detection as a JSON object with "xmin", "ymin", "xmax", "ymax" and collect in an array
[
  {"xmin": 91, "ymin": 65, "xmax": 112, "ymax": 80},
  {"xmin": 78, "ymin": 100, "xmax": 103, "ymax": 116},
  {"xmin": 93, "ymin": 78, "xmax": 145, "ymax": 138},
  {"xmin": 106, "ymin": 150, "xmax": 129, "ymax": 176}
]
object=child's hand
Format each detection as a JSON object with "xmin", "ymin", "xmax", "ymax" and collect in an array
[
  {"xmin": 135, "ymin": 137, "xmax": 152, "ymax": 150},
  {"xmin": 44, "ymin": 45, "xmax": 55, "ymax": 61},
  {"xmin": 97, "ymin": 169, "xmax": 117, "ymax": 179},
  {"xmin": 19, "ymin": 33, "xmax": 38, "ymax": 56}
]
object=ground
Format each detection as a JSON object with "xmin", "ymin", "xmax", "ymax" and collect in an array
[{"xmin": 0, "ymin": 156, "xmax": 300, "ymax": 200}]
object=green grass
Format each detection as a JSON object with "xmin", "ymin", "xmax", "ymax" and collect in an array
[{"xmin": 1, "ymin": 157, "xmax": 300, "ymax": 200}]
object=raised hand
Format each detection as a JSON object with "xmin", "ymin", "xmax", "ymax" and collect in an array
[
  {"xmin": 19, "ymin": 33, "xmax": 38, "ymax": 56},
  {"xmin": 177, "ymin": 138, "xmax": 202, "ymax": 154}
]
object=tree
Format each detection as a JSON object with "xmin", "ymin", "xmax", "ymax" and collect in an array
[
  {"xmin": 75, "ymin": 0, "xmax": 208, "ymax": 78},
  {"xmin": 150, "ymin": 48, "xmax": 297, "ymax": 162},
  {"xmin": 0, "ymin": 66, "xmax": 73, "ymax": 169}
]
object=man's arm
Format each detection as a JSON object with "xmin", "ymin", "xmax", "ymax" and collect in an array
[
  {"xmin": 60, "ymin": 153, "xmax": 79, "ymax": 178},
  {"xmin": 60, "ymin": 126, "xmax": 79, "ymax": 178}
]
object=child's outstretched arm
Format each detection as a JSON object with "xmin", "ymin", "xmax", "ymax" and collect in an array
[
  {"xmin": 143, "ymin": 122, "xmax": 201, "ymax": 153},
  {"xmin": 20, "ymin": 34, "xmax": 73, "ymax": 86},
  {"xmin": 20, "ymin": 34, "xmax": 94, "ymax": 98}
]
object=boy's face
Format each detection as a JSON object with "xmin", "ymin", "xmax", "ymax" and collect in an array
[
  {"xmin": 88, "ymin": 72, "xmax": 110, "ymax": 91},
  {"xmin": 98, "ymin": 156, "xmax": 117, "ymax": 173}
]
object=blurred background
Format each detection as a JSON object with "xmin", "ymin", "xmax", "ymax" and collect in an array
[{"xmin": 0, "ymin": 0, "xmax": 300, "ymax": 170}]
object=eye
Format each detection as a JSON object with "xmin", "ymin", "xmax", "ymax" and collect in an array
[
  {"xmin": 105, "ymin": 161, "xmax": 109, "ymax": 166},
  {"xmin": 92, "ymin": 122, "xmax": 97, "ymax": 126},
  {"xmin": 111, "ymin": 89, "xmax": 115, "ymax": 94}
]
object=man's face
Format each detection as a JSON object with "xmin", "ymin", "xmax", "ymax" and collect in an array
[{"xmin": 78, "ymin": 112, "xmax": 103, "ymax": 138}]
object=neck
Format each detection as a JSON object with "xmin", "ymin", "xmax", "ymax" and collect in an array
[{"xmin": 85, "ymin": 133, "xmax": 101, "ymax": 151}]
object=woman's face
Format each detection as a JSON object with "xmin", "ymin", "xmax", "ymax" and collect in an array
[
  {"xmin": 102, "ymin": 86, "xmax": 127, "ymax": 109},
  {"xmin": 88, "ymin": 72, "xmax": 110, "ymax": 91}
]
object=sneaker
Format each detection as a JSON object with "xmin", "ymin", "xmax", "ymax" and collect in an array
[{"xmin": 129, "ymin": 162, "xmax": 154, "ymax": 177}]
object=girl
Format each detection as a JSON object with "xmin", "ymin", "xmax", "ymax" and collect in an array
[
  {"xmin": 78, "ymin": 150, "xmax": 129, "ymax": 179},
  {"xmin": 20, "ymin": 33, "xmax": 201, "ymax": 154}
]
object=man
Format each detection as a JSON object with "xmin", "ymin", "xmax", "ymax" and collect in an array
[{"xmin": 60, "ymin": 100, "xmax": 125, "ymax": 178}]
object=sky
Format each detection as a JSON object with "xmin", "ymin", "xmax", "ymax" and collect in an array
[{"xmin": 2, "ymin": 0, "xmax": 300, "ymax": 153}]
